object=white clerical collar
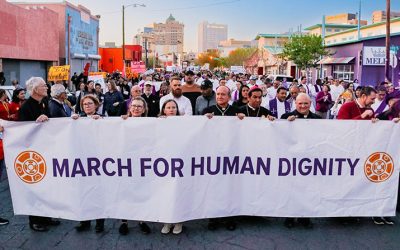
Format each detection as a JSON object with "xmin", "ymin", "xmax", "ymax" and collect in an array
[{"xmin": 248, "ymin": 104, "xmax": 257, "ymax": 110}]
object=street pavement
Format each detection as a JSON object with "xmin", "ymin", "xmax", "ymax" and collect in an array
[{"xmin": 1, "ymin": 173, "xmax": 400, "ymax": 250}]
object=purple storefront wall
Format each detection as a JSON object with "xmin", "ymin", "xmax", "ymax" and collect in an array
[{"xmin": 326, "ymin": 35, "xmax": 400, "ymax": 86}]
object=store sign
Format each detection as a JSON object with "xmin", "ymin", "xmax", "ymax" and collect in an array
[{"xmin": 363, "ymin": 46, "xmax": 386, "ymax": 66}]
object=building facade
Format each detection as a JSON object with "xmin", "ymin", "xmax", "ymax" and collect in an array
[
  {"xmin": 0, "ymin": 0, "xmax": 59, "ymax": 86},
  {"xmin": 218, "ymin": 39, "xmax": 254, "ymax": 57},
  {"xmin": 153, "ymin": 14, "xmax": 184, "ymax": 58},
  {"xmin": 372, "ymin": 10, "xmax": 400, "ymax": 24},
  {"xmin": 17, "ymin": 1, "xmax": 100, "ymax": 76},
  {"xmin": 198, "ymin": 21, "xmax": 228, "ymax": 53},
  {"xmin": 99, "ymin": 45, "xmax": 142, "ymax": 73},
  {"xmin": 316, "ymin": 34, "xmax": 400, "ymax": 86}
]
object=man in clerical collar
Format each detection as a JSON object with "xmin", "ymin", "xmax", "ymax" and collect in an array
[
  {"xmin": 239, "ymin": 86, "xmax": 274, "ymax": 120},
  {"xmin": 371, "ymin": 86, "xmax": 388, "ymax": 117},
  {"xmin": 266, "ymin": 86, "xmax": 291, "ymax": 118},
  {"xmin": 281, "ymin": 93, "xmax": 321, "ymax": 120},
  {"xmin": 202, "ymin": 85, "xmax": 244, "ymax": 119}
]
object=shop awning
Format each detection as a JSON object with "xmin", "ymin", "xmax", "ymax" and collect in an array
[
  {"xmin": 317, "ymin": 57, "xmax": 355, "ymax": 64},
  {"xmin": 88, "ymin": 54, "xmax": 101, "ymax": 60},
  {"xmin": 71, "ymin": 53, "xmax": 86, "ymax": 59}
]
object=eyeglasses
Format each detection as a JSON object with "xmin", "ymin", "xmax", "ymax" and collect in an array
[
  {"xmin": 83, "ymin": 102, "xmax": 94, "ymax": 106},
  {"xmin": 131, "ymin": 105, "xmax": 143, "ymax": 109}
]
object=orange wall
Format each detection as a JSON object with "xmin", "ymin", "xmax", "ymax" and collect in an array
[{"xmin": 99, "ymin": 45, "xmax": 142, "ymax": 73}]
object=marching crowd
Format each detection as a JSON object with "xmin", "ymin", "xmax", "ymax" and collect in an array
[{"xmin": 0, "ymin": 69, "xmax": 399, "ymax": 235}]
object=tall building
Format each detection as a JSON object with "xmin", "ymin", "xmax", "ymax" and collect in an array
[
  {"xmin": 153, "ymin": 14, "xmax": 184, "ymax": 57},
  {"xmin": 198, "ymin": 21, "xmax": 228, "ymax": 53},
  {"xmin": 372, "ymin": 10, "xmax": 400, "ymax": 24}
]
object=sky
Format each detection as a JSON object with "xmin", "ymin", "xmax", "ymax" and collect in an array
[{"xmin": 9, "ymin": 0, "xmax": 400, "ymax": 52}]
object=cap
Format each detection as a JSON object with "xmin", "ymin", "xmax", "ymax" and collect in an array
[
  {"xmin": 248, "ymin": 85, "xmax": 261, "ymax": 96},
  {"xmin": 144, "ymin": 81, "xmax": 153, "ymax": 86},
  {"xmin": 200, "ymin": 79, "xmax": 213, "ymax": 89},
  {"xmin": 250, "ymin": 75, "xmax": 257, "ymax": 81},
  {"xmin": 185, "ymin": 70, "xmax": 195, "ymax": 76},
  {"xmin": 385, "ymin": 90, "xmax": 400, "ymax": 104}
]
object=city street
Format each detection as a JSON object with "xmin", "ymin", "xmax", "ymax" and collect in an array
[{"xmin": 0, "ymin": 174, "xmax": 400, "ymax": 250}]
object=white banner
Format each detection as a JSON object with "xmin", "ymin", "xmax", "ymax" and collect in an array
[{"xmin": 3, "ymin": 118, "xmax": 399, "ymax": 222}]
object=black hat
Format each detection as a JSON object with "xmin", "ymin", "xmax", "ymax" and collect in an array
[
  {"xmin": 185, "ymin": 70, "xmax": 195, "ymax": 76},
  {"xmin": 200, "ymin": 79, "xmax": 213, "ymax": 89}
]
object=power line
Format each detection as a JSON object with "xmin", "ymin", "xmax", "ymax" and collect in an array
[{"xmin": 99, "ymin": 0, "xmax": 240, "ymax": 15}]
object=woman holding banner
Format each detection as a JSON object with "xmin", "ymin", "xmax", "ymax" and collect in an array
[
  {"xmin": 119, "ymin": 96, "xmax": 151, "ymax": 235},
  {"xmin": 72, "ymin": 95, "xmax": 105, "ymax": 232},
  {"xmin": 158, "ymin": 99, "xmax": 184, "ymax": 235}
]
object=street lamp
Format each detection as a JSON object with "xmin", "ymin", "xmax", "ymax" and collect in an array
[{"xmin": 122, "ymin": 3, "xmax": 145, "ymax": 67}]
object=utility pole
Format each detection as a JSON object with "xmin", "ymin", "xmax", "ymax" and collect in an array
[{"xmin": 385, "ymin": 0, "xmax": 391, "ymax": 82}]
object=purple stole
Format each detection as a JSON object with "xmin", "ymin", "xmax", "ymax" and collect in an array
[
  {"xmin": 375, "ymin": 100, "xmax": 387, "ymax": 115},
  {"xmin": 269, "ymin": 98, "xmax": 291, "ymax": 118},
  {"xmin": 314, "ymin": 85, "xmax": 321, "ymax": 93}
]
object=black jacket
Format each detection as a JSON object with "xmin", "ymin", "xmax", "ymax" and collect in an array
[{"xmin": 48, "ymin": 99, "xmax": 68, "ymax": 118}]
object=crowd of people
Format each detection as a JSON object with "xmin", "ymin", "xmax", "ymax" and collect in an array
[{"xmin": 0, "ymin": 68, "xmax": 399, "ymax": 234}]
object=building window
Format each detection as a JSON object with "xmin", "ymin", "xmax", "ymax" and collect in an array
[
  {"xmin": 326, "ymin": 28, "xmax": 332, "ymax": 32},
  {"xmin": 335, "ymin": 29, "xmax": 341, "ymax": 32},
  {"xmin": 333, "ymin": 64, "xmax": 354, "ymax": 81},
  {"xmin": 342, "ymin": 37, "xmax": 347, "ymax": 41}
]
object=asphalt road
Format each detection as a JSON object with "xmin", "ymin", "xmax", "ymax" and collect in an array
[{"xmin": 0, "ymin": 174, "xmax": 399, "ymax": 250}]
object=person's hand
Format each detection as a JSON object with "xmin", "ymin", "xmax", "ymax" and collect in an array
[
  {"xmin": 393, "ymin": 117, "xmax": 400, "ymax": 123},
  {"xmin": 121, "ymin": 115, "xmax": 128, "ymax": 120},
  {"xmin": 36, "ymin": 115, "xmax": 49, "ymax": 123},
  {"xmin": 361, "ymin": 110, "xmax": 374, "ymax": 119},
  {"xmin": 113, "ymin": 102, "xmax": 119, "ymax": 107},
  {"xmin": 237, "ymin": 113, "xmax": 245, "ymax": 120},
  {"xmin": 8, "ymin": 114, "xmax": 16, "ymax": 120},
  {"xmin": 90, "ymin": 115, "xmax": 101, "ymax": 120},
  {"xmin": 287, "ymin": 115, "xmax": 296, "ymax": 122},
  {"xmin": 0, "ymin": 126, "xmax": 4, "ymax": 132},
  {"xmin": 266, "ymin": 115, "xmax": 275, "ymax": 121},
  {"xmin": 159, "ymin": 115, "xmax": 167, "ymax": 118},
  {"xmin": 71, "ymin": 114, "xmax": 79, "ymax": 120},
  {"xmin": 205, "ymin": 113, "xmax": 214, "ymax": 119},
  {"xmin": 371, "ymin": 118, "xmax": 379, "ymax": 123}
]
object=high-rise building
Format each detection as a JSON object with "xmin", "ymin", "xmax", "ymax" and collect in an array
[
  {"xmin": 198, "ymin": 21, "xmax": 228, "ymax": 53},
  {"xmin": 372, "ymin": 10, "xmax": 400, "ymax": 24},
  {"xmin": 153, "ymin": 14, "xmax": 184, "ymax": 57}
]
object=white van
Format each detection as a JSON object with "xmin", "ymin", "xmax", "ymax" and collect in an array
[
  {"xmin": 0, "ymin": 86, "xmax": 15, "ymax": 101},
  {"xmin": 267, "ymin": 75, "xmax": 294, "ymax": 86}
]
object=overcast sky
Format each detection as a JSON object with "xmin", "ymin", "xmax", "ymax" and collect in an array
[{"xmin": 9, "ymin": 0, "xmax": 400, "ymax": 52}]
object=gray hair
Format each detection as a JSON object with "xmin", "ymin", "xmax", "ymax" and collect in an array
[
  {"xmin": 26, "ymin": 77, "xmax": 46, "ymax": 95},
  {"xmin": 50, "ymin": 84, "xmax": 66, "ymax": 98}
]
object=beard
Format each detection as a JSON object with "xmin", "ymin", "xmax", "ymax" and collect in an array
[{"xmin": 172, "ymin": 89, "xmax": 182, "ymax": 97}]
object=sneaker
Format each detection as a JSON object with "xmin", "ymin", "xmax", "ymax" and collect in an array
[
  {"xmin": 372, "ymin": 217, "xmax": 385, "ymax": 225},
  {"xmin": 172, "ymin": 223, "xmax": 183, "ymax": 235},
  {"xmin": 0, "ymin": 217, "xmax": 9, "ymax": 225},
  {"xmin": 161, "ymin": 223, "xmax": 172, "ymax": 234},
  {"xmin": 382, "ymin": 217, "xmax": 395, "ymax": 225},
  {"xmin": 119, "ymin": 223, "xmax": 129, "ymax": 235}
]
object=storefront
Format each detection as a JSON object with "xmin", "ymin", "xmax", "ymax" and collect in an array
[{"xmin": 317, "ymin": 34, "xmax": 400, "ymax": 86}]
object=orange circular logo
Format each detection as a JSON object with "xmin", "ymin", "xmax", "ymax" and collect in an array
[
  {"xmin": 14, "ymin": 151, "xmax": 46, "ymax": 184},
  {"xmin": 364, "ymin": 152, "xmax": 394, "ymax": 183}
]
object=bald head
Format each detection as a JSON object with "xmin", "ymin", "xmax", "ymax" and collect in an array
[
  {"xmin": 131, "ymin": 85, "xmax": 142, "ymax": 98},
  {"xmin": 295, "ymin": 93, "xmax": 312, "ymax": 115}
]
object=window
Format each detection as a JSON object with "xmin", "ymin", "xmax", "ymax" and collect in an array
[
  {"xmin": 333, "ymin": 64, "xmax": 354, "ymax": 81},
  {"xmin": 326, "ymin": 28, "xmax": 332, "ymax": 32},
  {"xmin": 335, "ymin": 29, "xmax": 341, "ymax": 32}
]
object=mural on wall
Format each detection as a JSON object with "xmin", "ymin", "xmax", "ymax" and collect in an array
[{"xmin": 65, "ymin": 7, "xmax": 98, "ymax": 56}]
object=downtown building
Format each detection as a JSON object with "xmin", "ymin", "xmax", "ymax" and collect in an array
[
  {"xmin": 134, "ymin": 15, "xmax": 184, "ymax": 66},
  {"xmin": 198, "ymin": 21, "xmax": 228, "ymax": 53}
]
